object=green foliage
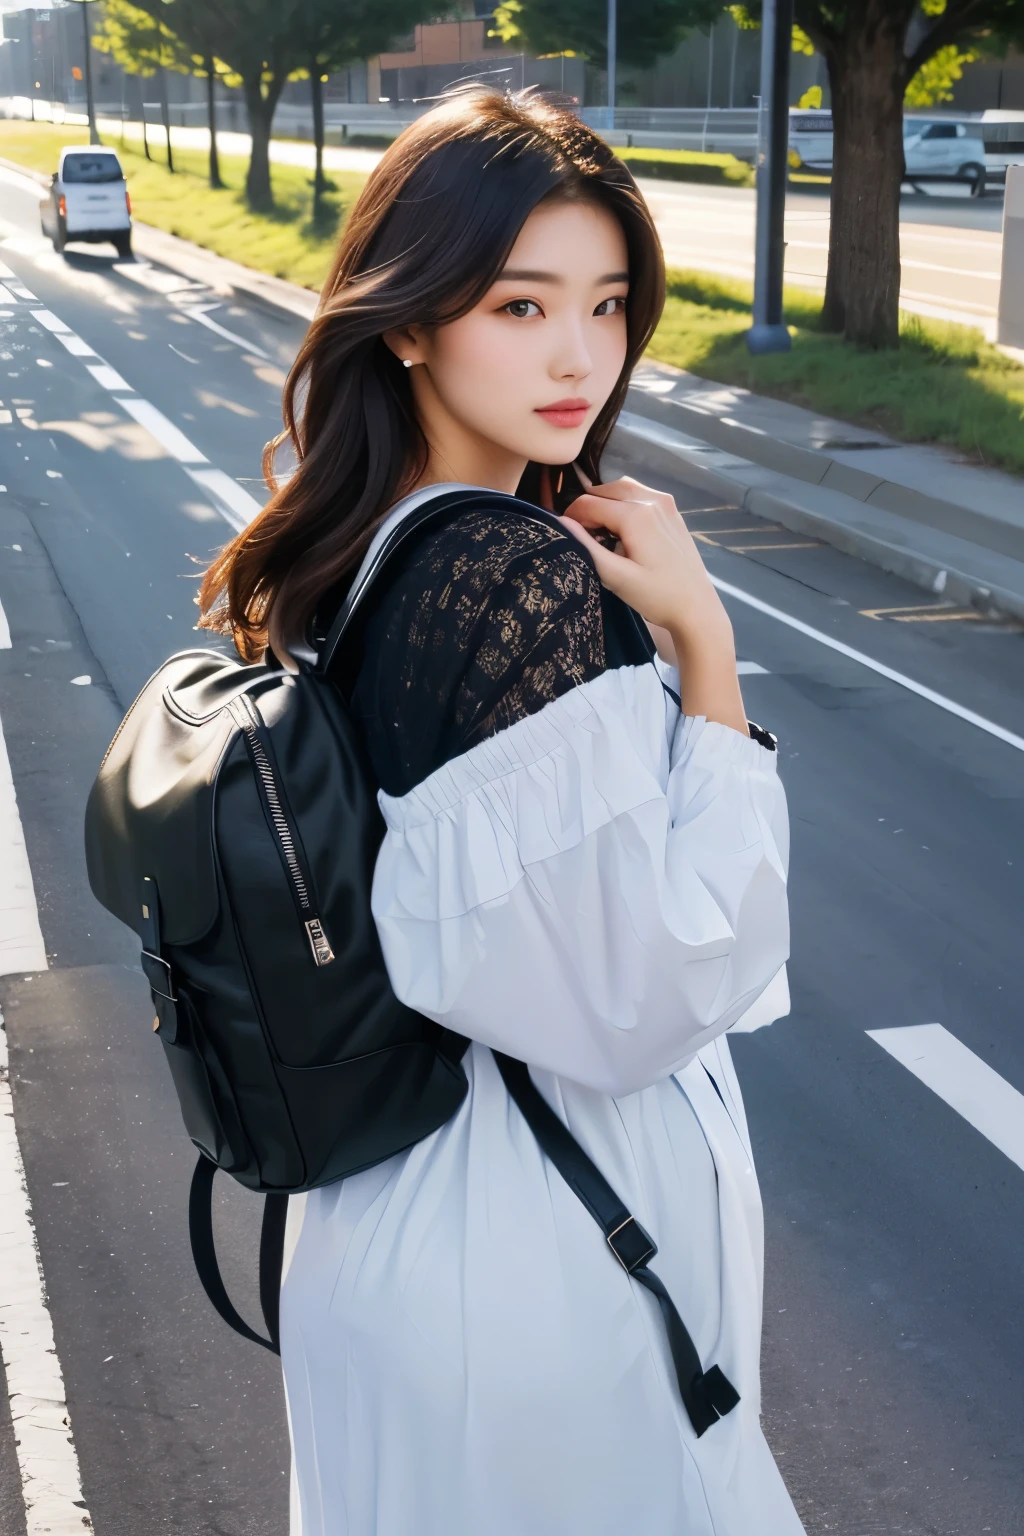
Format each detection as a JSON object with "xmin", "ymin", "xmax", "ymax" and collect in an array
[
  {"xmin": 91, "ymin": 0, "xmax": 194, "ymax": 78},
  {"xmin": 617, "ymin": 147, "xmax": 755, "ymax": 186},
  {"xmin": 905, "ymin": 43, "xmax": 978, "ymax": 105},
  {"xmin": 490, "ymin": 0, "xmax": 721, "ymax": 70},
  {"xmin": 651, "ymin": 269, "xmax": 1024, "ymax": 474}
]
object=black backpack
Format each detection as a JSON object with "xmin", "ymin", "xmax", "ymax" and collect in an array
[{"xmin": 84, "ymin": 487, "xmax": 739, "ymax": 1437}]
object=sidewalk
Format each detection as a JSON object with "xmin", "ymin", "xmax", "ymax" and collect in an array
[{"xmin": 613, "ymin": 361, "xmax": 1024, "ymax": 622}]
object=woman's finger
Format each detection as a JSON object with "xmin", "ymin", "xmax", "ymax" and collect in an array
[
  {"xmin": 582, "ymin": 476, "xmax": 671, "ymax": 510},
  {"xmin": 561, "ymin": 517, "xmax": 635, "ymax": 581},
  {"xmin": 562, "ymin": 492, "xmax": 636, "ymax": 532}
]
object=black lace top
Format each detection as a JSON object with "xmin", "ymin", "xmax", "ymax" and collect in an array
[{"xmin": 349, "ymin": 508, "xmax": 646, "ymax": 799}]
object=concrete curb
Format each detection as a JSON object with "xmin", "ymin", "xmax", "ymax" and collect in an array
[
  {"xmin": 610, "ymin": 409, "xmax": 1024, "ymax": 623},
  {"xmin": 625, "ymin": 382, "xmax": 1024, "ymax": 568}
]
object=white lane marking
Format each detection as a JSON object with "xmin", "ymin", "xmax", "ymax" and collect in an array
[
  {"xmin": 0, "ymin": 598, "xmax": 9, "ymax": 648},
  {"xmin": 0, "ymin": 713, "xmax": 46, "ymax": 975},
  {"xmin": 29, "ymin": 309, "xmax": 69, "ymax": 335},
  {"xmin": 7, "ymin": 283, "xmax": 37, "ymax": 302},
  {"xmin": 69, "ymin": 675, "xmax": 91, "ymax": 687},
  {"xmin": 1, "ymin": 1003, "xmax": 95, "ymax": 1534},
  {"xmin": 18, "ymin": 292, "xmax": 254, "ymax": 529},
  {"xmin": 183, "ymin": 304, "xmax": 270, "ymax": 359},
  {"xmin": 116, "ymin": 397, "xmax": 208, "ymax": 464},
  {"xmin": 711, "ymin": 576, "xmax": 1024, "ymax": 754},
  {"xmin": 0, "ymin": 283, "xmax": 21, "ymax": 304},
  {"xmin": 868, "ymin": 1024, "xmax": 1024, "ymax": 1174},
  {"xmin": 185, "ymin": 466, "xmax": 261, "ymax": 529},
  {"xmin": 736, "ymin": 660, "xmax": 768, "ymax": 675},
  {"xmin": 0, "ymin": 260, "xmax": 14, "ymax": 278},
  {"xmin": 86, "ymin": 363, "xmax": 132, "ymax": 393},
  {"xmin": 55, "ymin": 333, "xmax": 96, "ymax": 358}
]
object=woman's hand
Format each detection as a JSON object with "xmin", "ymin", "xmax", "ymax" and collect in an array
[
  {"xmin": 562, "ymin": 473, "xmax": 749, "ymax": 736},
  {"xmin": 562, "ymin": 474, "xmax": 725, "ymax": 641}
]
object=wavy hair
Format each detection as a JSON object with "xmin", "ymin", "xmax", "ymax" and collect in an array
[{"xmin": 198, "ymin": 86, "xmax": 665, "ymax": 661}]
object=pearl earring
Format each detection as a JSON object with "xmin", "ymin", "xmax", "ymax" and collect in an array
[{"xmin": 402, "ymin": 358, "xmax": 413, "ymax": 369}]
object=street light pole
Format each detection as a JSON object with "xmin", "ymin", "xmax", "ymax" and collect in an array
[
  {"xmin": 71, "ymin": 0, "xmax": 101, "ymax": 146},
  {"xmin": 607, "ymin": 0, "xmax": 616, "ymax": 130},
  {"xmin": 747, "ymin": 0, "xmax": 793, "ymax": 354}
]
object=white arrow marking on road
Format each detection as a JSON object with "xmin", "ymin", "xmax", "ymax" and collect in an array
[
  {"xmin": 711, "ymin": 576, "xmax": 1024, "ymax": 754},
  {"xmin": 182, "ymin": 304, "xmax": 270, "ymax": 360},
  {"xmin": 868, "ymin": 1024, "xmax": 1024, "ymax": 1174}
]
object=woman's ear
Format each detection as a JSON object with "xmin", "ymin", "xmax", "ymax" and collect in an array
[{"xmin": 382, "ymin": 325, "xmax": 424, "ymax": 369}]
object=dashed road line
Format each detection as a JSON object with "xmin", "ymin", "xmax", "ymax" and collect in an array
[
  {"xmin": 868, "ymin": 1024, "xmax": 1024, "ymax": 1174},
  {"xmin": 0, "ymin": 597, "xmax": 9, "ymax": 649},
  {"xmin": 711, "ymin": 574, "xmax": 1024, "ymax": 753},
  {"xmin": 117, "ymin": 396, "xmax": 209, "ymax": 463},
  {"xmin": 17, "ymin": 290, "xmax": 262, "ymax": 528}
]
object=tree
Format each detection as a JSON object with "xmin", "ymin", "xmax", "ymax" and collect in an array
[
  {"xmin": 782, "ymin": 0, "xmax": 1024, "ymax": 348},
  {"xmin": 93, "ymin": 0, "xmax": 230, "ymax": 186},
  {"xmin": 291, "ymin": 0, "xmax": 440, "ymax": 224},
  {"xmin": 491, "ymin": 0, "xmax": 722, "ymax": 70},
  {"xmin": 92, "ymin": 0, "xmax": 193, "ymax": 171}
]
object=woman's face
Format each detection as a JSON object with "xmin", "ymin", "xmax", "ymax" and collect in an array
[{"xmin": 392, "ymin": 194, "xmax": 630, "ymax": 486}]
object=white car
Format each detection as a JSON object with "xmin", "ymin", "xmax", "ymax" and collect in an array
[
  {"xmin": 902, "ymin": 118, "xmax": 987, "ymax": 194},
  {"xmin": 39, "ymin": 146, "xmax": 132, "ymax": 258}
]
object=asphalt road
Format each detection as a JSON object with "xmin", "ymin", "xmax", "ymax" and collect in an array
[{"xmin": 1, "ymin": 166, "xmax": 1023, "ymax": 1536}]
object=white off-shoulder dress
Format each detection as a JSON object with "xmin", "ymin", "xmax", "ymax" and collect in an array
[{"xmin": 280, "ymin": 492, "xmax": 804, "ymax": 1536}]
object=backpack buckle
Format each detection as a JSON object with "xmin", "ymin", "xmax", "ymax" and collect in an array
[
  {"xmin": 607, "ymin": 1216, "xmax": 657, "ymax": 1274},
  {"xmin": 141, "ymin": 948, "xmax": 176, "ymax": 1003}
]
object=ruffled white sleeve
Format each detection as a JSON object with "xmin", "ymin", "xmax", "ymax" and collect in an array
[{"xmin": 371, "ymin": 663, "xmax": 789, "ymax": 1096}]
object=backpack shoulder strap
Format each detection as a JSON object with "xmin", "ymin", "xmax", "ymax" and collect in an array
[
  {"xmin": 316, "ymin": 487, "xmax": 572, "ymax": 677},
  {"xmin": 492, "ymin": 1052, "xmax": 740, "ymax": 1439}
]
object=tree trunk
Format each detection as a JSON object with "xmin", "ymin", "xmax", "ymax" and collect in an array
[
  {"xmin": 822, "ymin": 17, "xmax": 907, "ymax": 348},
  {"xmin": 159, "ymin": 66, "xmax": 174, "ymax": 174},
  {"xmin": 311, "ymin": 64, "xmax": 326, "ymax": 223},
  {"xmin": 243, "ymin": 79, "xmax": 280, "ymax": 210},
  {"xmin": 206, "ymin": 58, "xmax": 223, "ymax": 189}
]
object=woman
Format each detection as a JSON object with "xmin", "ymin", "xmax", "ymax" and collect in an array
[{"xmin": 200, "ymin": 87, "xmax": 800, "ymax": 1536}]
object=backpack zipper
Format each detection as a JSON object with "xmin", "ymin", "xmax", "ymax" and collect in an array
[{"xmin": 233, "ymin": 695, "xmax": 335, "ymax": 968}]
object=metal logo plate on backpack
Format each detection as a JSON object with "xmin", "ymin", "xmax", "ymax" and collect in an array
[{"xmin": 304, "ymin": 917, "xmax": 335, "ymax": 967}]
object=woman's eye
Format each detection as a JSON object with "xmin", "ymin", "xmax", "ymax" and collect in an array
[
  {"xmin": 594, "ymin": 296, "xmax": 627, "ymax": 317},
  {"xmin": 505, "ymin": 299, "xmax": 542, "ymax": 319}
]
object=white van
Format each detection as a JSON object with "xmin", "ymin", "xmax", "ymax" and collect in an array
[
  {"xmin": 39, "ymin": 146, "xmax": 132, "ymax": 257},
  {"xmin": 788, "ymin": 108, "xmax": 834, "ymax": 174}
]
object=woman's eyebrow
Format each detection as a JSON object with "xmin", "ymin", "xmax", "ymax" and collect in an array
[{"xmin": 496, "ymin": 268, "xmax": 629, "ymax": 284}]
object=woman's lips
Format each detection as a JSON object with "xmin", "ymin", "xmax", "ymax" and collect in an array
[{"xmin": 535, "ymin": 399, "xmax": 591, "ymax": 429}]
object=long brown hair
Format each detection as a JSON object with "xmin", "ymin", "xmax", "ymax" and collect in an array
[{"xmin": 198, "ymin": 87, "xmax": 665, "ymax": 661}]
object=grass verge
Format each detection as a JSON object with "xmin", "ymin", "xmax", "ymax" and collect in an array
[
  {"xmin": 651, "ymin": 268, "xmax": 1024, "ymax": 474},
  {"xmin": 616, "ymin": 147, "xmax": 754, "ymax": 188},
  {"xmin": 0, "ymin": 119, "xmax": 366, "ymax": 291}
]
